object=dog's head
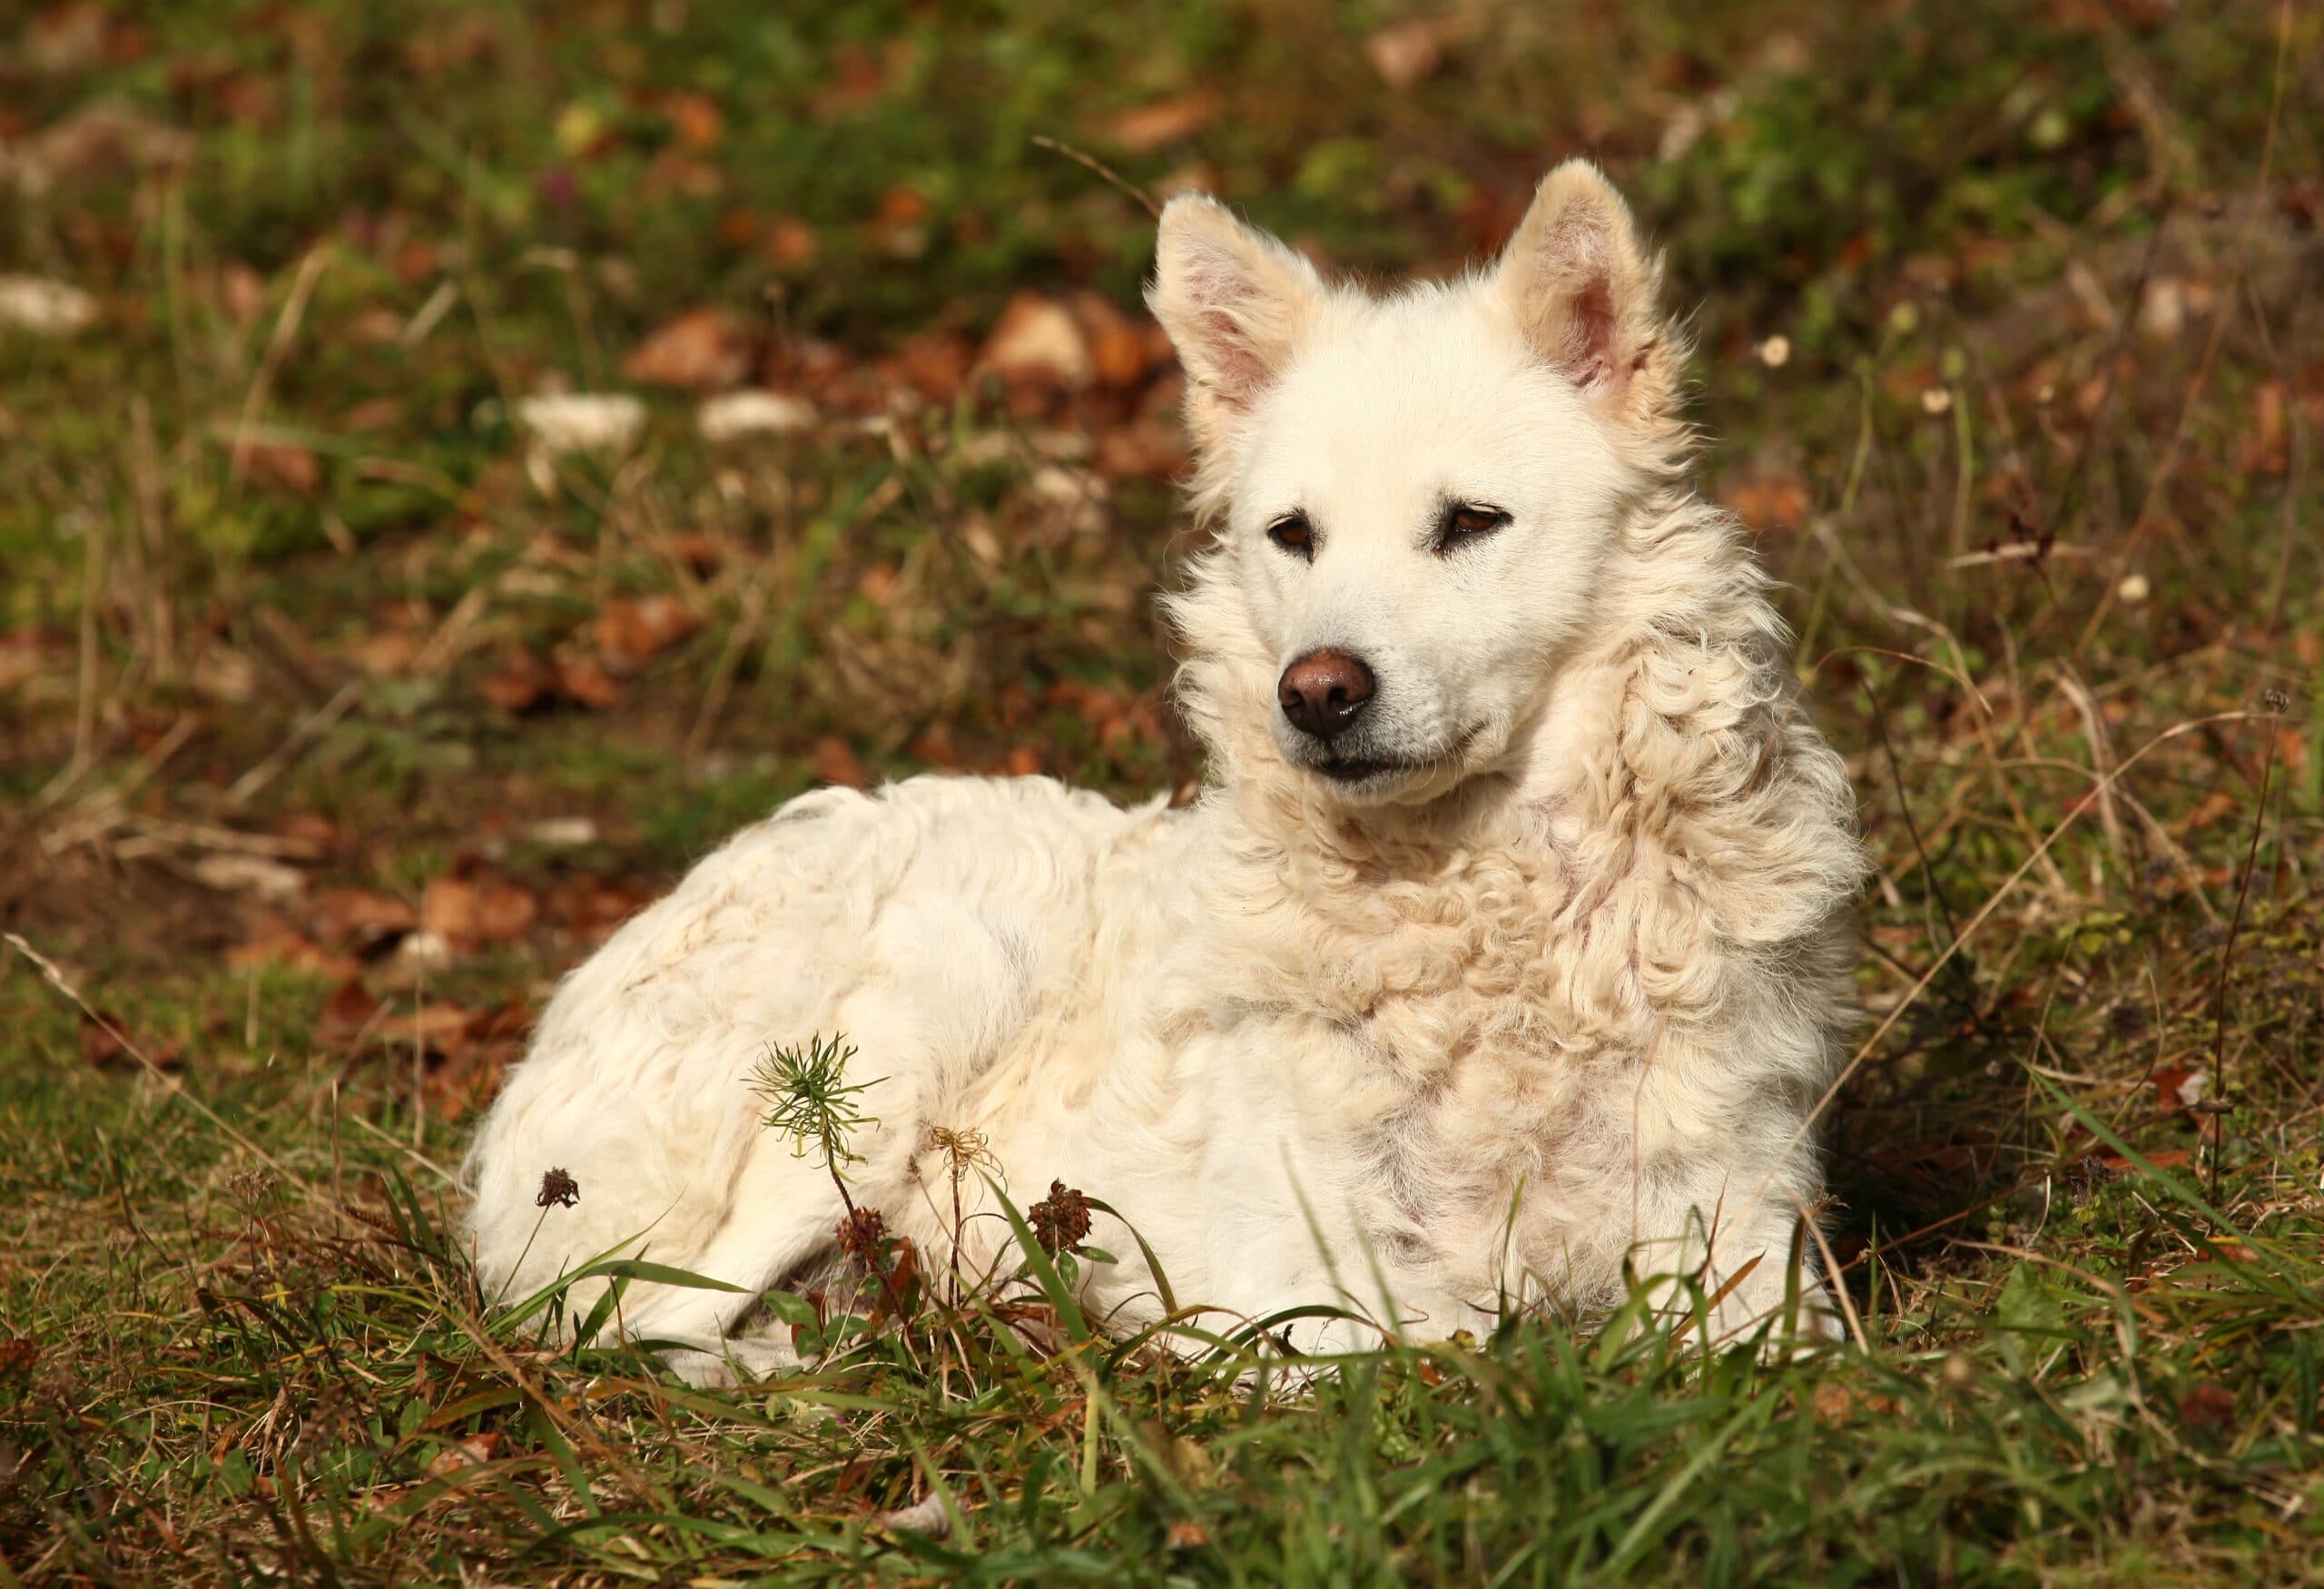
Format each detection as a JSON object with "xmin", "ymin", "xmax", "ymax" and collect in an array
[{"xmin": 1150, "ymin": 160, "xmax": 1687, "ymax": 806}]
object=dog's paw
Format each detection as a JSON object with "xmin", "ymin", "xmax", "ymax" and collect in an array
[{"xmin": 661, "ymin": 1337, "xmax": 798, "ymax": 1389}]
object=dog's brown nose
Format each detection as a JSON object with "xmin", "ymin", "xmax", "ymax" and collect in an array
[{"xmin": 1277, "ymin": 648, "xmax": 1376, "ymax": 740}]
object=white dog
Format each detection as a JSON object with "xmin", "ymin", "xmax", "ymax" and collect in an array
[{"xmin": 462, "ymin": 161, "xmax": 1865, "ymax": 1382}]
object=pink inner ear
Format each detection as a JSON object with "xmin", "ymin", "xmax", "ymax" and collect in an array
[
  {"xmin": 1183, "ymin": 255, "xmax": 1273, "ymax": 407},
  {"xmin": 1525, "ymin": 205, "xmax": 1624, "ymax": 391},
  {"xmin": 1561, "ymin": 279, "xmax": 1619, "ymax": 390},
  {"xmin": 1196, "ymin": 305, "xmax": 1269, "ymax": 404}
]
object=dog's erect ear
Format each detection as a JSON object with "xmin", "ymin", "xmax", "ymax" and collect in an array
[
  {"xmin": 1493, "ymin": 160, "xmax": 1679, "ymax": 428},
  {"xmin": 1147, "ymin": 194, "xmax": 1326, "ymax": 451}
]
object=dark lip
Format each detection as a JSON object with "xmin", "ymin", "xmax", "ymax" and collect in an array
[
  {"xmin": 1315, "ymin": 757, "xmax": 1413, "ymax": 784},
  {"xmin": 1305, "ymin": 724, "xmax": 1483, "ymax": 786}
]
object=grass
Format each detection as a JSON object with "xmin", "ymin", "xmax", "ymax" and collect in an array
[{"xmin": 2, "ymin": 0, "xmax": 2321, "ymax": 1581}]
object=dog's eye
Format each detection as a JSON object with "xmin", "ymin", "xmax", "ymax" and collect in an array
[
  {"xmin": 1436, "ymin": 503, "xmax": 1510, "ymax": 550},
  {"xmin": 1267, "ymin": 512, "xmax": 1315, "ymax": 560}
]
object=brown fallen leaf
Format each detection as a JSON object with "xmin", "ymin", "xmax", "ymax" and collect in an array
[
  {"xmin": 2152, "ymin": 1067, "xmax": 2210, "ymax": 1116},
  {"xmin": 354, "ymin": 629, "xmax": 425, "ymax": 677},
  {"xmin": 1093, "ymin": 416, "xmax": 1189, "ymax": 480},
  {"xmin": 420, "ymin": 1005, "xmax": 528, "ymax": 1120},
  {"xmin": 426, "ymin": 1432, "xmax": 504, "ymax": 1478},
  {"xmin": 979, "ymin": 292, "xmax": 1093, "ymax": 388},
  {"xmin": 382, "ymin": 1002, "xmax": 483, "ymax": 1060},
  {"xmin": 815, "ymin": 736, "xmax": 869, "ymax": 790},
  {"xmin": 1808, "ymin": 1383, "xmax": 1903, "ymax": 1420},
  {"xmin": 0, "ymin": 628, "xmax": 64, "ymax": 692},
  {"xmin": 235, "ymin": 439, "xmax": 322, "ymax": 498},
  {"xmin": 547, "ymin": 877, "xmax": 652, "ymax": 943},
  {"xmin": 765, "ymin": 217, "xmax": 818, "ymax": 268},
  {"xmin": 1720, "ymin": 473, "xmax": 1810, "ymax": 532},
  {"xmin": 307, "ymin": 886, "xmax": 418, "ymax": 952},
  {"xmin": 555, "ymin": 656, "xmax": 621, "ymax": 709},
  {"xmin": 1070, "ymin": 292, "xmax": 1153, "ymax": 390},
  {"xmin": 465, "ymin": 1001, "xmax": 535, "ymax": 1046},
  {"xmin": 319, "ymin": 977, "xmax": 385, "ymax": 1043},
  {"xmin": 1105, "ymin": 93, "xmax": 1219, "ymax": 153},
  {"xmin": 878, "ymin": 185, "xmax": 930, "ymax": 227},
  {"xmin": 423, "ymin": 1052, "xmax": 506, "ymax": 1123},
  {"xmin": 1364, "ymin": 20, "xmax": 1446, "ymax": 90},
  {"xmin": 480, "ymin": 651, "xmax": 552, "ymax": 713},
  {"xmin": 621, "ymin": 307, "xmax": 751, "ymax": 391},
  {"xmin": 891, "ymin": 330, "xmax": 976, "ymax": 405},
  {"xmin": 596, "ymin": 594, "xmax": 702, "ymax": 673},
  {"xmin": 27, "ymin": 7, "xmax": 105, "ymax": 74},
  {"xmin": 420, "ymin": 875, "xmax": 539, "ymax": 951},
  {"xmin": 2176, "ymin": 1384, "xmax": 2235, "ymax": 1431},
  {"xmin": 2174, "ymin": 788, "xmax": 2241, "ymax": 835},
  {"xmin": 2092, "ymin": 1147, "xmax": 2192, "ymax": 1174},
  {"xmin": 228, "ymin": 927, "xmax": 359, "ymax": 982},
  {"xmin": 911, "ymin": 724, "xmax": 962, "ymax": 768},
  {"xmin": 278, "ymin": 813, "xmax": 340, "ymax": 850},
  {"xmin": 663, "ymin": 90, "xmax": 724, "ymax": 150},
  {"xmin": 486, "ymin": 646, "xmax": 622, "ymax": 713}
]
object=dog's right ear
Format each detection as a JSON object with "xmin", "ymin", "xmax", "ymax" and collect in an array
[{"xmin": 1147, "ymin": 195, "xmax": 1326, "ymax": 452}]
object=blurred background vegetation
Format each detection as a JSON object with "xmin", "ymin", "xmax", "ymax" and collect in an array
[{"xmin": 1, "ymin": 1, "xmax": 2319, "ymax": 1581}]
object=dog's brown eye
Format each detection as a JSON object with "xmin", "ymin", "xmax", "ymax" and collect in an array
[
  {"xmin": 1438, "ymin": 503, "xmax": 1510, "ymax": 548},
  {"xmin": 1267, "ymin": 513, "xmax": 1315, "ymax": 559}
]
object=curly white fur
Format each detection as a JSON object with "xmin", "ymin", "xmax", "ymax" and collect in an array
[{"xmin": 462, "ymin": 162, "xmax": 1865, "ymax": 1381}]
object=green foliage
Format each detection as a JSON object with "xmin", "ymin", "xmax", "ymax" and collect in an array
[{"xmin": 749, "ymin": 1032, "xmax": 881, "ymax": 1173}]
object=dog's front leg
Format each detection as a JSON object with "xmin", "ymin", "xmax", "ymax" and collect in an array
[{"xmin": 1622, "ymin": 1158, "xmax": 1842, "ymax": 1355}]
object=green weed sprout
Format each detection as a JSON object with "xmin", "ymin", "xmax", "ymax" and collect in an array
[{"xmin": 749, "ymin": 1033, "xmax": 880, "ymax": 1180}]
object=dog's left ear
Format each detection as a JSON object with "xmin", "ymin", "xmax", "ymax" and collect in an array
[{"xmin": 1493, "ymin": 160, "xmax": 1679, "ymax": 429}]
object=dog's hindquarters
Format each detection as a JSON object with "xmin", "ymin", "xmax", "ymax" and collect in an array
[{"xmin": 461, "ymin": 776, "xmax": 1152, "ymax": 1377}]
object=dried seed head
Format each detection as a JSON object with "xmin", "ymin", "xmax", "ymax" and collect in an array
[
  {"xmin": 835, "ymin": 1206, "xmax": 888, "ymax": 1263},
  {"xmin": 925, "ymin": 1125, "xmax": 996, "ymax": 1173},
  {"xmin": 2107, "ymin": 1001, "xmax": 2151, "ymax": 1041},
  {"xmin": 228, "ymin": 1168, "xmax": 281, "ymax": 1213},
  {"xmin": 2260, "ymin": 686, "xmax": 2290, "ymax": 715},
  {"xmin": 2177, "ymin": 1383, "xmax": 2236, "ymax": 1432},
  {"xmin": 536, "ymin": 1168, "xmax": 581, "ymax": 1209},
  {"xmin": 1029, "ymin": 1179, "xmax": 1091, "ymax": 1254}
]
